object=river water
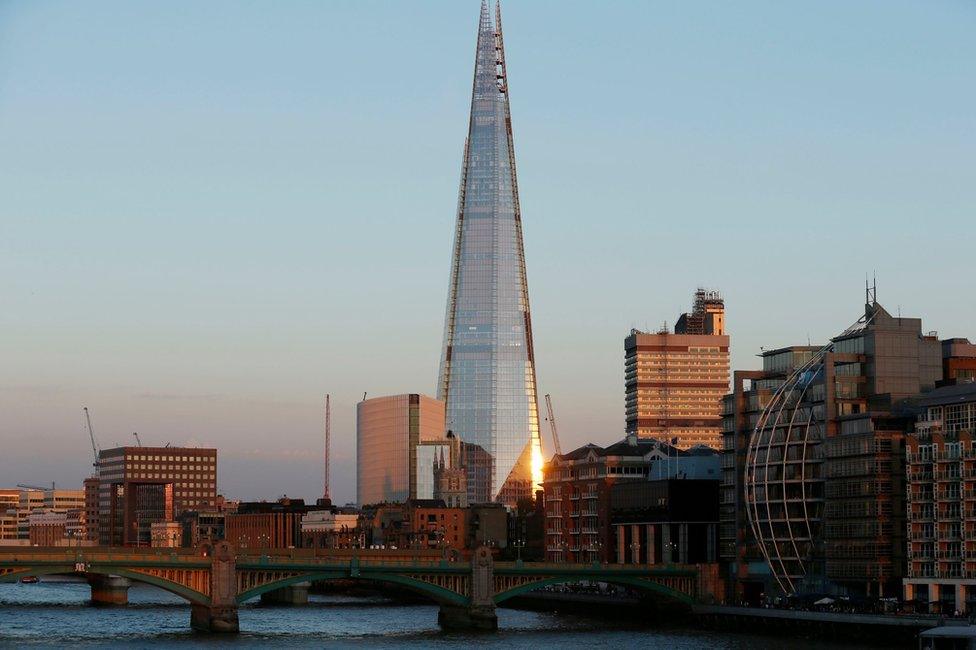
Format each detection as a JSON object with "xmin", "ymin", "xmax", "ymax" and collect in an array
[{"xmin": 0, "ymin": 579, "xmax": 878, "ymax": 648}]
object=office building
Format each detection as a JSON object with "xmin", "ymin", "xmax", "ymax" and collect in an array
[
  {"xmin": 28, "ymin": 512, "xmax": 67, "ymax": 546},
  {"xmin": 356, "ymin": 394, "xmax": 452, "ymax": 505},
  {"xmin": 625, "ymin": 289, "xmax": 730, "ymax": 450},
  {"xmin": 942, "ymin": 338, "xmax": 976, "ymax": 385},
  {"xmin": 437, "ymin": 1, "xmax": 544, "ymax": 506},
  {"xmin": 97, "ymin": 446, "xmax": 217, "ymax": 546},
  {"xmin": 84, "ymin": 476, "xmax": 100, "ymax": 542},
  {"xmin": 225, "ymin": 498, "xmax": 312, "ymax": 549},
  {"xmin": 729, "ymin": 292, "xmax": 942, "ymax": 600},
  {"xmin": 904, "ymin": 383, "xmax": 976, "ymax": 613}
]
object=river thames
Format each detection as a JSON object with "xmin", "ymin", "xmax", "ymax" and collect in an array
[{"xmin": 0, "ymin": 580, "xmax": 882, "ymax": 648}]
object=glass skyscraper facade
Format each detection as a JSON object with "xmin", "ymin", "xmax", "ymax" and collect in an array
[{"xmin": 438, "ymin": 1, "xmax": 543, "ymax": 506}]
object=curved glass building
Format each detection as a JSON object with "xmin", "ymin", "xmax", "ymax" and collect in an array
[
  {"xmin": 744, "ymin": 348, "xmax": 828, "ymax": 594},
  {"xmin": 438, "ymin": 1, "xmax": 543, "ymax": 505}
]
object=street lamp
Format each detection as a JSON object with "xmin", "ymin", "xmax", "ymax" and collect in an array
[{"xmin": 514, "ymin": 537, "xmax": 526, "ymax": 562}]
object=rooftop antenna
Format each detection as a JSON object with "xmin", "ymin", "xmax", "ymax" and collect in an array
[{"xmin": 323, "ymin": 394, "xmax": 331, "ymax": 501}]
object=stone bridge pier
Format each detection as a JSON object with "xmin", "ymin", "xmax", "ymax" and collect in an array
[
  {"xmin": 260, "ymin": 581, "xmax": 310, "ymax": 605},
  {"xmin": 190, "ymin": 541, "xmax": 239, "ymax": 633},
  {"xmin": 89, "ymin": 575, "xmax": 132, "ymax": 606},
  {"xmin": 438, "ymin": 546, "xmax": 497, "ymax": 631}
]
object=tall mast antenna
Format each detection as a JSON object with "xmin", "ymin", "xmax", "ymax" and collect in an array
[{"xmin": 323, "ymin": 394, "xmax": 331, "ymax": 501}]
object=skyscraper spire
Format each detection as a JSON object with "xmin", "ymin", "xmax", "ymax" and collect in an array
[{"xmin": 438, "ymin": 2, "xmax": 543, "ymax": 506}]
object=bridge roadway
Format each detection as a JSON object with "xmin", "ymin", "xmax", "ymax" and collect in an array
[{"xmin": 0, "ymin": 543, "xmax": 710, "ymax": 632}]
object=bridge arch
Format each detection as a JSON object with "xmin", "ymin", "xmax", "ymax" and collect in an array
[
  {"xmin": 0, "ymin": 565, "xmax": 210, "ymax": 605},
  {"xmin": 236, "ymin": 571, "xmax": 468, "ymax": 607},
  {"xmin": 492, "ymin": 575, "xmax": 695, "ymax": 607}
]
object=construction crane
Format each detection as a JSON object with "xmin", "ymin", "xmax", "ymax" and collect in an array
[
  {"xmin": 323, "ymin": 394, "xmax": 331, "ymax": 502},
  {"xmin": 83, "ymin": 407, "xmax": 100, "ymax": 468},
  {"xmin": 544, "ymin": 394, "xmax": 563, "ymax": 456},
  {"xmin": 132, "ymin": 432, "xmax": 143, "ymax": 447}
]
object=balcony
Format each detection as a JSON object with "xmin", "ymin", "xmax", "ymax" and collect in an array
[{"xmin": 582, "ymin": 492, "xmax": 598, "ymax": 500}]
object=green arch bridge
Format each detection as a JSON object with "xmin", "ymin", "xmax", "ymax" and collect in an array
[{"xmin": 0, "ymin": 544, "xmax": 716, "ymax": 632}]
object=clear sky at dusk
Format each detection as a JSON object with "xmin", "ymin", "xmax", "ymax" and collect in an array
[{"xmin": 1, "ymin": 1, "xmax": 973, "ymax": 503}]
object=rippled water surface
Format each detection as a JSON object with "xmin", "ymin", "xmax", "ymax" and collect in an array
[{"xmin": 0, "ymin": 579, "xmax": 879, "ymax": 648}]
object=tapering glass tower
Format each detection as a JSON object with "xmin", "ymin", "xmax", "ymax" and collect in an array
[{"xmin": 438, "ymin": 1, "xmax": 542, "ymax": 506}]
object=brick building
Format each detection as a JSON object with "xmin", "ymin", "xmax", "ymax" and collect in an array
[
  {"xmin": 904, "ymin": 383, "xmax": 976, "ymax": 613},
  {"xmin": 542, "ymin": 434, "xmax": 717, "ymax": 563},
  {"xmin": 224, "ymin": 498, "xmax": 313, "ymax": 550}
]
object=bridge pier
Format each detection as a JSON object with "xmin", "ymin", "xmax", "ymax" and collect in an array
[
  {"xmin": 438, "ymin": 546, "xmax": 497, "ymax": 631},
  {"xmin": 438, "ymin": 603, "xmax": 498, "ymax": 631},
  {"xmin": 260, "ymin": 582, "xmax": 310, "ymax": 605},
  {"xmin": 191, "ymin": 540, "xmax": 239, "ymax": 633},
  {"xmin": 190, "ymin": 603, "xmax": 240, "ymax": 633},
  {"xmin": 88, "ymin": 575, "xmax": 131, "ymax": 606}
]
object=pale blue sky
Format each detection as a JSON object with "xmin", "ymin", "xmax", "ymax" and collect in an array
[{"xmin": 1, "ymin": 1, "xmax": 973, "ymax": 502}]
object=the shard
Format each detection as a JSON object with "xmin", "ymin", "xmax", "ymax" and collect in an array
[{"xmin": 437, "ymin": 1, "xmax": 543, "ymax": 506}]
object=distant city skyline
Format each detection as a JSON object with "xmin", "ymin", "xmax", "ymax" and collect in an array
[{"xmin": 1, "ymin": 1, "xmax": 973, "ymax": 503}]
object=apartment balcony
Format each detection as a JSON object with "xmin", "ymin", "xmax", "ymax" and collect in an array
[
  {"xmin": 570, "ymin": 512, "xmax": 580, "ymax": 518},
  {"xmin": 936, "ymin": 550, "xmax": 963, "ymax": 559},
  {"xmin": 582, "ymin": 493, "xmax": 598, "ymax": 500}
]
